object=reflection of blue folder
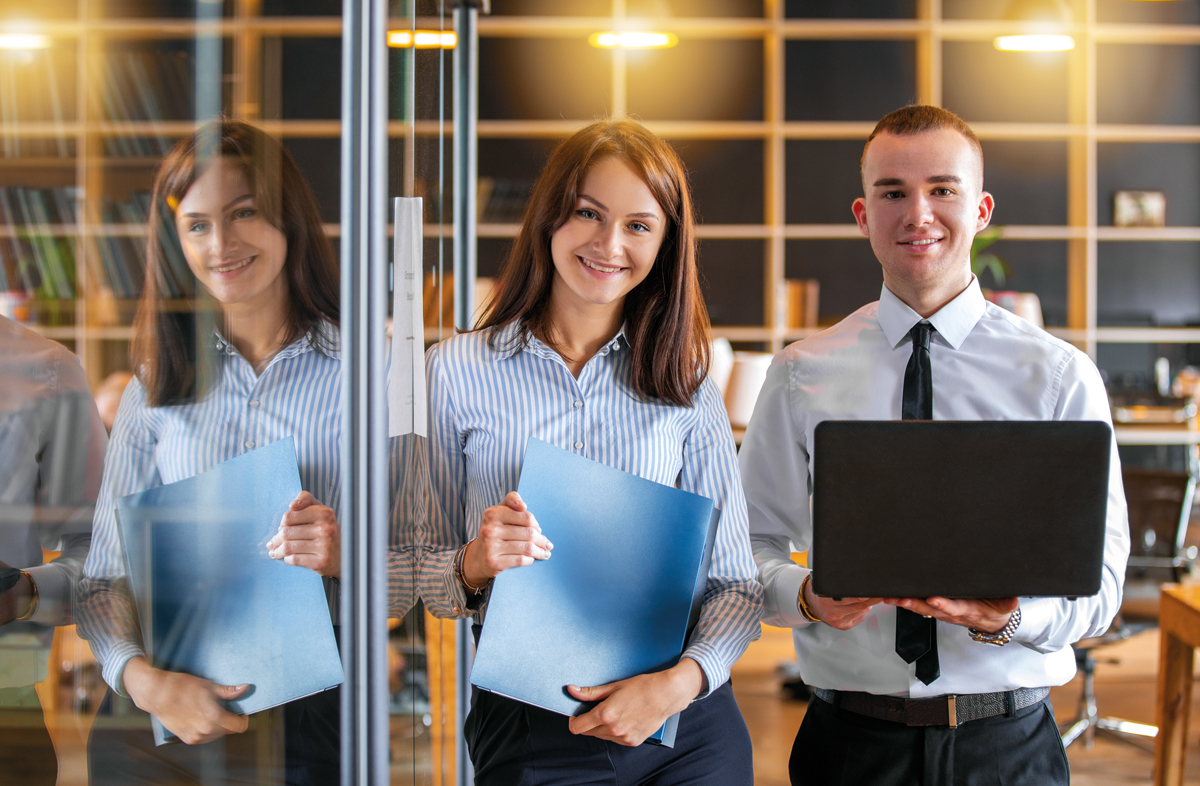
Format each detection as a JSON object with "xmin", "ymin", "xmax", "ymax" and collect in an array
[
  {"xmin": 469, "ymin": 438, "xmax": 720, "ymax": 748},
  {"xmin": 115, "ymin": 437, "xmax": 343, "ymax": 745}
]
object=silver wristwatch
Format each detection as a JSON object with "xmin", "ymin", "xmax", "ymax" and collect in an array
[{"xmin": 968, "ymin": 607, "xmax": 1021, "ymax": 646}]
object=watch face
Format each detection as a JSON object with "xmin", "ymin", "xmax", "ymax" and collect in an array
[{"xmin": 0, "ymin": 567, "xmax": 18, "ymax": 594}]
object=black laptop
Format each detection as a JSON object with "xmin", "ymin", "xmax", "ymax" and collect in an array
[{"xmin": 809, "ymin": 420, "xmax": 1112, "ymax": 599}]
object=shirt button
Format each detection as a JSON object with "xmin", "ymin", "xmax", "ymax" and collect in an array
[
  {"xmin": 248, "ymin": 399, "xmax": 260, "ymax": 408},
  {"xmin": 574, "ymin": 441, "xmax": 583, "ymax": 449},
  {"xmin": 244, "ymin": 440, "xmax": 256, "ymax": 449},
  {"xmin": 453, "ymin": 605, "xmax": 461, "ymax": 615},
  {"xmin": 573, "ymin": 400, "xmax": 583, "ymax": 409}
]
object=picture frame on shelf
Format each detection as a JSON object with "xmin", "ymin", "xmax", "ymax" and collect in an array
[{"xmin": 1114, "ymin": 190, "xmax": 1167, "ymax": 228}]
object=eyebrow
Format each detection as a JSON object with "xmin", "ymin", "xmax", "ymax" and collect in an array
[
  {"xmin": 871, "ymin": 175, "xmax": 962, "ymax": 188},
  {"xmin": 578, "ymin": 193, "xmax": 661, "ymax": 221},
  {"xmin": 180, "ymin": 193, "xmax": 254, "ymax": 218}
]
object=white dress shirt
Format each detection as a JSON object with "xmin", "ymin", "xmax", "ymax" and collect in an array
[{"xmin": 739, "ymin": 278, "xmax": 1130, "ymax": 698}]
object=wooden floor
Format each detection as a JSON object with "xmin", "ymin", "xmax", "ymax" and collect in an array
[
  {"xmin": 29, "ymin": 619, "xmax": 1200, "ymax": 785},
  {"xmin": 730, "ymin": 624, "xmax": 1200, "ymax": 786}
]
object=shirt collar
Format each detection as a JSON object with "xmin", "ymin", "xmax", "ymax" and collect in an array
[
  {"xmin": 211, "ymin": 321, "xmax": 339, "ymax": 361},
  {"xmin": 492, "ymin": 321, "xmax": 627, "ymax": 362},
  {"xmin": 876, "ymin": 276, "xmax": 986, "ymax": 350}
]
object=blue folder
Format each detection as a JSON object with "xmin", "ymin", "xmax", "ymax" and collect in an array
[
  {"xmin": 469, "ymin": 438, "xmax": 720, "ymax": 748},
  {"xmin": 115, "ymin": 437, "xmax": 344, "ymax": 745}
]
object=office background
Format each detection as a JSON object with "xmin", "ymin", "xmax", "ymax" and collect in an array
[{"xmin": 4, "ymin": 0, "xmax": 1200, "ymax": 784}]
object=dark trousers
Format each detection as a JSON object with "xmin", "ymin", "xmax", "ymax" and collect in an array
[
  {"xmin": 790, "ymin": 693, "xmax": 1069, "ymax": 786},
  {"xmin": 465, "ymin": 680, "xmax": 753, "ymax": 786},
  {"xmin": 87, "ymin": 685, "xmax": 339, "ymax": 786}
]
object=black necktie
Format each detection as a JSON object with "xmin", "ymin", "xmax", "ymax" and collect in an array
[{"xmin": 895, "ymin": 322, "xmax": 940, "ymax": 685}]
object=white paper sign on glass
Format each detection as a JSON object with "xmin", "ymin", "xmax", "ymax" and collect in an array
[{"xmin": 388, "ymin": 197, "xmax": 427, "ymax": 437}]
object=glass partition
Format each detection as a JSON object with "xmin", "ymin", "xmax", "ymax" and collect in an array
[{"xmin": 0, "ymin": 0, "xmax": 449, "ymax": 783}]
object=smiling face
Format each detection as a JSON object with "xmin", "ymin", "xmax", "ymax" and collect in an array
[
  {"xmin": 852, "ymin": 128, "xmax": 994, "ymax": 311},
  {"xmin": 548, "ymin": 156, "xmax": 667, "ymax": 323},
  {"xmin": 174, "ymin": 157, "xmax": 289, "ymax": 314}
]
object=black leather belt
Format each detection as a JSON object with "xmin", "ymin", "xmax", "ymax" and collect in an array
[{"xmin": 813, "ymin": 686, "xmax": 1050, "ymax": 728}]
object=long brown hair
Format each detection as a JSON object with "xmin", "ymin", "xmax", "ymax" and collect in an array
[
  {"xmin": 477, "ymin": 118, "xmax": 711, "ymax": 407},
  {"xmin": 132, "ymin": 120, "xmax": 339, "ymax": 407}
]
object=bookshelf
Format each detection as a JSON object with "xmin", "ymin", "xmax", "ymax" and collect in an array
[
  {"xmin": 16, "ymin": 1, "xmax": 1197, "ymax": 390},
  {"xmin": 463, "ymin": 0, "xmax": 1200, "ymax": 366},
  {"xmin": 0, "ymin": 2, "xmax": 456, "ymax": 388}
]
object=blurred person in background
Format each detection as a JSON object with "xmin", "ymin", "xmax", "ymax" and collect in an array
[
  {"xmin": 0, "ymin": 313, "xmax": 107, "ymax": 785},
  {"xmin": 93, "ymin": 370, "xmax": 133, "ymax": 433}
]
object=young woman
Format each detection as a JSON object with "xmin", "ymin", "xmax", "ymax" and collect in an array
[
  {"xmin": 77, "ymin": 120, "xmax": 415, "ymax": 786},
  {"xmin": 419, "ymin": 118, "xmax": 763, "ymax": 785}
]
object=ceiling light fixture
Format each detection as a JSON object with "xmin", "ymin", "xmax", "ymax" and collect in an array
[
  {"xmin": 993, "ymin": 0, "xmax": 1075, "ymax": 52},
  {"xmin": 0, "ymin": 33, "xmax": 50, "ymax": 50},
  {"xmin": 588, "ymin": 31, "xmax": 678, "ymax": 50},
  {"xmin": 387, "ymin": 30, "xmax": 457, "ymax": 49},
  {"xmin": 994, "ymin": 34, "xmax": 1076, "ymax": 51}
]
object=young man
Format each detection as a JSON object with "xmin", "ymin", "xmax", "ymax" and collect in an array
[{"xmin": 739, "ymin": 105, "xmax": 1130, "ymax": 785}]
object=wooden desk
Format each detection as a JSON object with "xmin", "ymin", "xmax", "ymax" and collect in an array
[{"xmin": 1156, "ymin": 584, "xmax": 1200, "ymax": 785}]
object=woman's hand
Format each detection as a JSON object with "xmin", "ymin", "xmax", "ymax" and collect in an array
[
  {"xmin": 122, "ymin": 656, "xmax": 249, "ymax": 745},
  {"xmin": 268, "ymin": 491, "xmax": 341, "ymax": 578},
  {"xmin": 460, "ymin": 492, "xmax": 553, "ymax": 588},
  {"xmin": 565, "ymin": 658, "xmax": 706, "ymax": 747}
]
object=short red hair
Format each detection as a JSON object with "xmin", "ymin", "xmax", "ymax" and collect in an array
[{"xmin": 862, "ymin": 105, "xmax": 984, "ymax": 180}]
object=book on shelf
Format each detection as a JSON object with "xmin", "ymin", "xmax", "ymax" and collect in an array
[
  {"xmin": 776, "ymin": 278, "xmax": 820, "ymax": 330},
  {"xmin": 0, "ymin": 186, "xmax": 79, "ymax": 301},
  {"xmin": 476, "ymin": 178, "xmax": 531, "ymax": 224},
  {"xmin": 94, "ymin": 48, "xmax": 196, "ymax": 158}
]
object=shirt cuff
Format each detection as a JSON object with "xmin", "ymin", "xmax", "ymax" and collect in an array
[
  {"xmin": 440, "ymin": 552, "xmax": 471, "ymax": 618},
  {"xmin": 771, "ymin": 565, "xmax": 812, "ymax": 629},
  {"xmin": 680, "ymin": 641, "xmax": 726, "ymax": 700},
  {"xmin": 102, "ymin": 642, "xmax": 147, "ymax": 698},
  {"xmin": 23, "ymin": 564, "xmax": 67, "ymax": 626},
  {"xmin": 1011, "ymin": 597, "xmax": 1052, "ymax": 649}
]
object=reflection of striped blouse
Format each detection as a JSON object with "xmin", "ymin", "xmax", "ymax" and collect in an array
[
  {"xmin": 418, "ymin": 322, "xmax": 763, "ymax": 695},
  {"xmin": 77, "ymin": 325, "xmax": 418, "ymax": 695}
]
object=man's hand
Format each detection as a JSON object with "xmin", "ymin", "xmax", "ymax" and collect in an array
[
  {"xmin": 0, "ymin": 562, "xmax": 33, "ymax": 626},
  {"xmin": 803, "ymin": 578, "xmax": 883, "ymax": 631},
  {"xmin": 461, "ymin": 491, "xmax": 553, "ymax": 588},
  {"xmin": 122, "ymin": 656, "xmax": 249, "ymax": 745},
  {"xmin": 268, "ymin": 492, "xmax": 341, "ymax": 578},
  {"xmin": 885, "ymin": 597, "xmax": 1019, "ymax": 633},
  {"xmin": 565, "ymin": 658, "xmax": 706, "ymax": 747}
]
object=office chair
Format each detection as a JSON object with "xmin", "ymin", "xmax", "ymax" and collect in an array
[{"xmin": 1060, "ymin": 467, "xmax": 1197, "ymax": 750}]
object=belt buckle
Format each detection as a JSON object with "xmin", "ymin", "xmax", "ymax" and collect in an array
[{"xmin": 947, "ymin": 695, "xmax": 957, "ymax": 728}]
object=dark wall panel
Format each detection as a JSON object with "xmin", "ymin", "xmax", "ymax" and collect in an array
[
  {"xmin": 786, "ymin": 40, "xmax": 916, "ymax": 122},
  {"xmin": 1098, "ymin": 143, "xmax": 1200, "ymax": 227},
  {"xmin": 943, "ymin": 42, "xmax": 1068, "ymax": 123},
  {"xmin": 785, "ymin": 239, "xmax": 882, "ymax": 322}
]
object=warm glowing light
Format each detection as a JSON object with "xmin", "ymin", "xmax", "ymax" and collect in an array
[
  {"xmin": 993, "ymin": 34, "xmax": 1076, "ymax": 51},
  {"xmin": 588, "ymin": 31, "xmax": 678, "ymax": 49},
  {"xmin": 0, "ymin": 33, "xmax": 50, "ymax": 50},
  {"xmin": 387, "ymin": 30, "xmax": 457, "ymax": 49}
]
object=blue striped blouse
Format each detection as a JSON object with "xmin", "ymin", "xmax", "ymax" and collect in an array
[
  {"xmin": 77, "ymin": 324, "xmax": 419, "ymax": 694},
  {"xmin": 418, "ymin": 322, "xmax": 763, "ymax": 694}
]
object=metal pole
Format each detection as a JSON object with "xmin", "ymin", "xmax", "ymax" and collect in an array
[
  {"xmin": 452, "ymin": 3, "xmax": 483, "ymax": 784},
  {"xmin": 340, "ymin": 0, "xmax": 389, "ymax": 784},
  {"xmin": 453, "ymin": 1, "xmax": 480, "ymax": 331}
]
